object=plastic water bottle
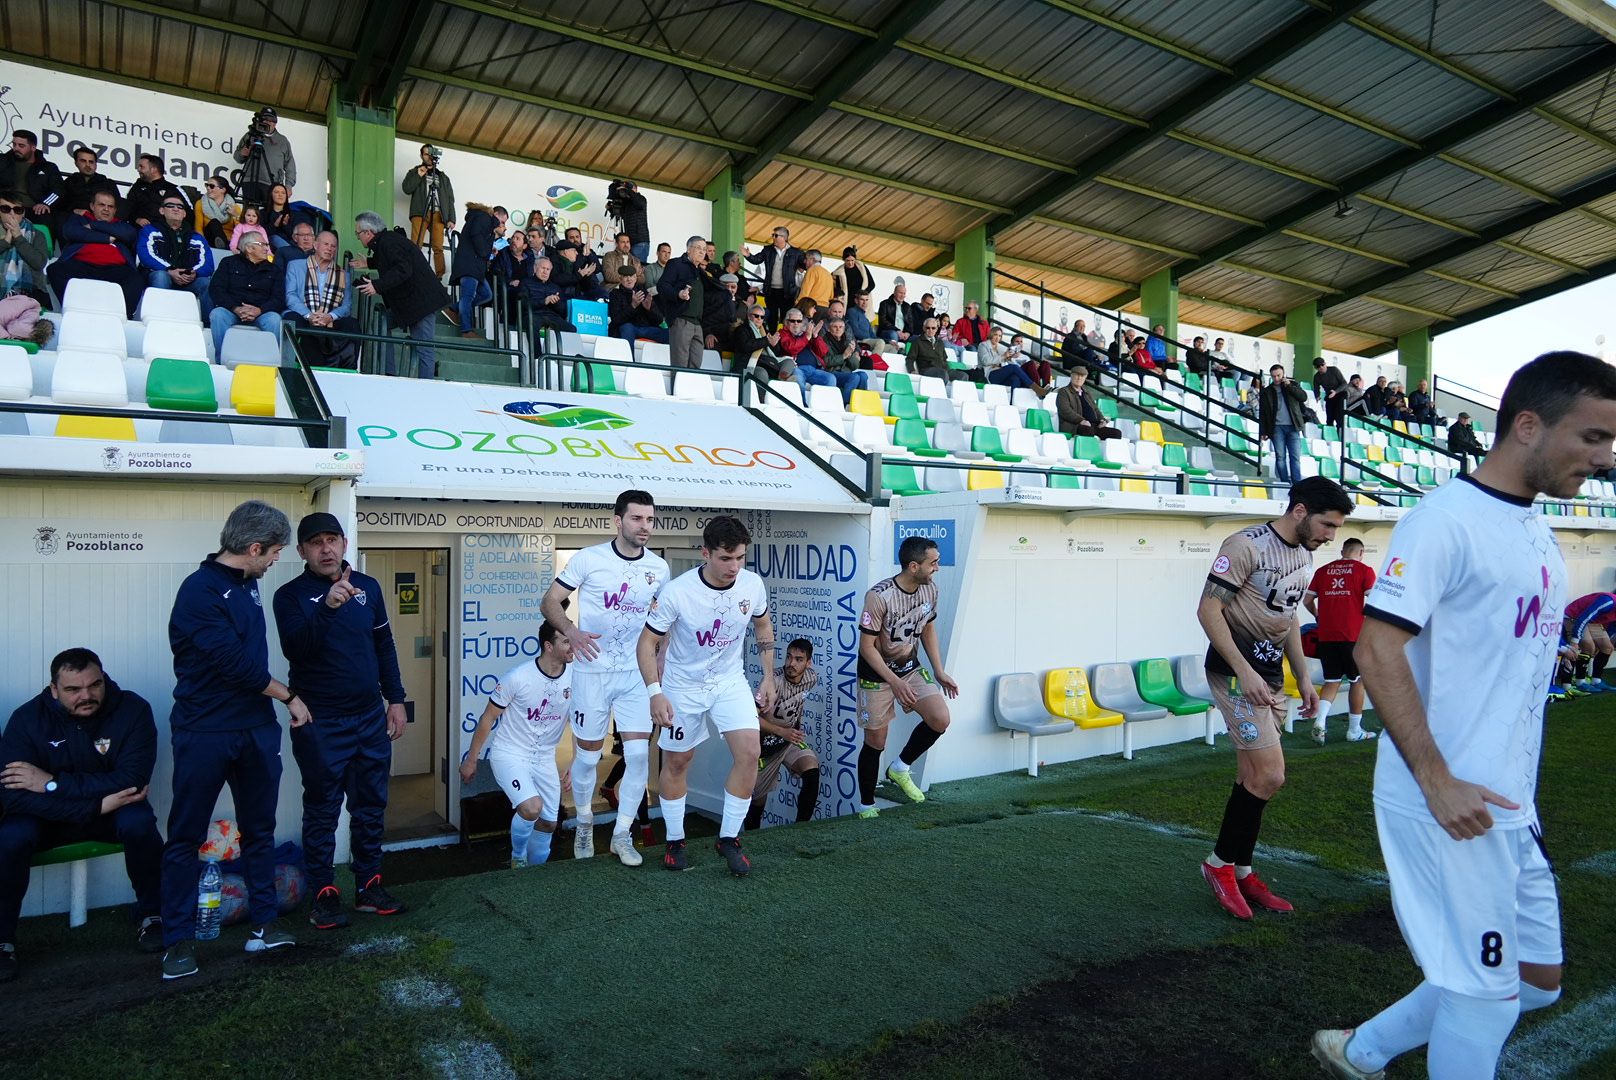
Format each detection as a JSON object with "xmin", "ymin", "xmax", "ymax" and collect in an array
[{"xmin": 196, "ymin": 859, "xmax": 222, "ymax": 941}]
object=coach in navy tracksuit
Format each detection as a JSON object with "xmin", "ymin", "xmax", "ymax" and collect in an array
[
  {"xmin": 0, "ymin": 649, "xmax": 163, "ymax": 981},
  {"xmin": 273, "ymin": 512, "xmax": 408, "ymax": 930},
  {"xmin": 159, "ymin": 500, "xmax": 309, "ymax": 981}
]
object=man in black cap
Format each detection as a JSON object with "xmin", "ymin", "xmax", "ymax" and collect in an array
[
  {"xmin": 234, "ymin": 106, "xmax": 297, "ymax": 206},
  {"xmin": 271, "ymin": 513, "xmax": 408, "ymax": 931}
]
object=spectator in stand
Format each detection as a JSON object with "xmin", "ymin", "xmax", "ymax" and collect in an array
[
  {"xmin": 138, "ymin": 195, "xmax": 214, "ymax": 315},
  {"xmin": 450, "ymin": 202, "xmax": 505, "ymax": 340},
  {"xmin": 746, "ymin": 227, "xmax": 803, "ymax": 330},
  {"xmin": 283, "ymin": 229, "xmax": 358, "ymax": 367},
  {"xmin": 703, "ymin": 265, "xmax": 736, "ymax": 351},
  {"xmin": 287, "ymin": 222, "xmax": 316, "ymax": 260},
  {"xmin": 913, "ymin": 292, "xmax": 940, "ymax": 334},
  {"xmin": 877, "ymin": 281, "xmax": 913, "ymax": 349},
  {"xmin": 609, "ymin": 265, "xmax": 665, "ymax": 343},
  {"xmin": 642, "ymin": 241, "xmax": 671, "ymax": 291},
  {"xmin": 1382, "ymin": 380, "xmax": 1410, "ymax": 421},
  {"xmin": 657, "ymin": 235, "xmax": 709, "ymax": 370},
  {"xmin": 0, "ymin": 294, "xmax": 52, "ymax": 347},
  {"xmin": 1312, "ymin": 357, "xmax": 1348, "ymax": 429},
  {"xmin": 262, "ymin": 184, "xmax": 299, "ymax": 253},
  {"xmin": 353, "ymin": 211, "xmax": 450, "ymax": 379},
  {"xmin": 197, "ymin": 177, "xmax": 238, "ymax": 250},
  {"xmin": 233, "ymin": 107, "xmax": 296, "ymax": 206},
  {"xmin": 1062, "ymin": 318, "xmax": 1101, "ymax": 369},
  {"xmin": 778, "ymin": 307, "xmax": 861, "ymax": 403},
  {"xmin": 48, "ymin": 189, "xmax": 144, "ymax": 317},
  {"xmin": 1364, "ymin": 375, "xmax": 1389, "ymax": 417},
  {"xmin": 795, "ymin": 249, "xmax": 834, "ymax": 312},
  {"xmin": 1259, "ymin": 363, "xmax": 1308, "ymax": 484},
  {"xmin": 1209, "ymin": 337, "xmax": 1234, "ymax": 375},
  {"xmin": 0, "ymin": 190, "xmax": 51, "ymax": 307},
  {"xmin": 846, "ymin": 292, "xmax": 880, "ymax": 352},
  {"xmin": 1343, "ymin": 373, "xmax": 1369, "ymax": 418},
  {"xmin": 401, "ymin": 144, "xmax": 454, "ymax": 279},
  {"xmin": 906, "ymin": 317, "xmax": 952, "ymax": 383},
  {"xmin": 56, "ymin": 147, "xmax": 117, "ymax": 235},
  {"xmin": 607, "ymin": 180, "xmax": 649, "ymax": 261},
  {"xmin": 492, "ymin": 228, "xmax": 534, "ymax": 296},
  {"xmin": 832, "ymin": 246, "xmax": 874, "ymax": 302},
  {"xmin": 1056, "ymin": 367, "xmax": 1121, "ymax": 440},
  {"xmin": 1016, "ymin": 334, "xmax": 1052, "ymax": 389},
  {"xmin": 230, "ymin": 205, "xmax": 269, "ymax": 253},
  {"xmin": 1407, "ymin": 378, "xmax": 1438, "ymax": 423},
  {"xmin": 1131, "ymin": 334, "xmax": 1159, "ymax": 373},
  {"xmin": 730, "ymin": 303, "xmax": 782, "ymax": 374},
  {"xmin": 601, "ymin": 232, "xmax": 643, "ymax": 288},
  {"xmin": 0, "ymin": 647, "xmax": 165, "ymax": 983},
  {"xmin": 5, "ymin": 130, "xmax": 62, "ymax": 242},
  {"xmin": 978, "ymin": 326, "xmax": 1036, "ymax": 391},
  {"xmin": 516, "ymin": 258, "xmax": 576, "ymax": 337},
  {"xmin": 208, "ymin": 234, "xmax": 283, "ymax": 356},
  {"xmin": 1146, "ymin": 324, "xmax": 1170, "ymax": 368},
  {"xmin": 821, "ymin": 314, "xmax": 871, "ymax": 384},
  {"xmin": 1447, "ymin": 411, "xmax": 1486, "ymax": 468},
  {"xmin": 125, "ymin": 154, "xmax": 186, "ymax": 230},
  {"xmin": 1185, "ymin": 336, "xmax": 1215, "ymax": 375},
  {"xmin": 1109, "ymin": 328, "xmax": 1129, "ymax": 370},
  {"xmin": 951, "ymin": 301, "xmax": 990, "ymax": 349},
  {"xmin": 553, "ymin": 231, "xmax": 603, "ymax": 301}
]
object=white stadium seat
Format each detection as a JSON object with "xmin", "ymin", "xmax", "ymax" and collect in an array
[
  {"xmin": 62, "ymin": 279, "xmax": 127, "ymax": 318},
  {"xmin": 981, "ymin": 383, "xmax": 1010, "ymax": 407},
  {"xmin": 219, "ymin": 327, "xmax": 280, "ymax": 369},
  {"xmin": 51, "ymin": 350, "xmax": 130, "ymax": 407},
  {"xmin": 137, "ymin": 289, "xmax": 201, "ymax": 325},
  {"xmin": 623, "ymin": 366, "xmax": 668, "ymax": 398},
  {"xmin": 639, "ymin": 341, "xmax": 669, "ymax": 366},
  {"xmin": 672, "ymin": 370, "xmax": 716, "ymax": 403},
  {"xmin": 594, "ymin": 337, "xmax": 633, "ymax": 364},
  {"xmin": 57, "ymin": 313, "xmax": 128, "ymax": 359},
  {"xmin": 991, "ymin": 404, "xmax": 1023, "ymax": 431},
  {"xmin": 142, "ymin": 321, "xmax": 210, "ymax": 362},
  {"xmin": 948, "ymin": 380, "xmax": 979, "ymax": 405},
  {"xmin": 0, "ymin": 344, "xmax": 31, "ymax": 400}
]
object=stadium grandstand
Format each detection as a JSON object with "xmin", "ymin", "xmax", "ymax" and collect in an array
[{"xmin": 4, "ymin": 1, "xmax": 1616, "ymax": 1076}]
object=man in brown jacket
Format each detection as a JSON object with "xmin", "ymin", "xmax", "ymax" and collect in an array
[{"xmin": 1055, "ymin": 368, "xmax": 1121, "ymax": 439}]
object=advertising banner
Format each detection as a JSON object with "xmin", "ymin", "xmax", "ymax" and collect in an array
[
  {"xmin": 0, "ymin": 436, "xmax": 361, "ymax": 481},
  {"xmin": 456, "ymin": 532, "xmax": 557, "ymax": 762}
]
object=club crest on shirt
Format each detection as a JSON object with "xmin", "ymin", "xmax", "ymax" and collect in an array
[
  {"xmin": 645, "ymin": 572, "xmax": 657, "ymax": 586},
  {"xmin": 250, "ymin": 586, "xmax": 262, "ymax": 607},
  {"xmin": 94, "ymin": 738, "xmax": 111, "ymax": 755},
  {"xmin": 562, "ymin": 687, "xmax": 570, "ymax": 699},
  {"xmin": 860, "ymin": 610, "xmax": 875, "ymax": 628},
  {"xmin": 739, "ymin": 598, "xmax": 751, "ymax": 615},
  {"xmin": 354, "ymin": 589, "xmax": 368, "ymax": 606},
  {"xmin": 1212, "ymin": 554, "xmax": 1231, "ymax": 575},
  {"xmin": 1237, "ymin": 720, "xmax": 1260, "ymax": 743}
]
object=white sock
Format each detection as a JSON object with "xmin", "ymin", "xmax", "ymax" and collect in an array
[
  {"xmin": 1426, "ymin": 991, "xmax": 1518, "ymax": 1080},
  {"xmin": 888, "ymin": 759, "xmax": 910, "ymax": 774},
  {"xmin": 526, "ymin": 824, "xmax": 553, "ymax": 865},
  {"xmin": 614, "ymin": 739, "xmax": 650, "ymax": 837},
  {"xmin": 1348, "ymin": 712, "xmax": 1364, "ymax": 734},
  {"xmin": 720, "ymin": 791, "xmax": 749, "ymax": 839},
  {"xmin": 510, "ymin": 814, "xmax": 536, "ymax": 862},
  {"xmin": 1348, "ymin": 980, "xmax": 1441, "ymax": 1072},
  {"xmin": 662, "ymin": 795, "xmax": 686, "ymax": 842},
  {"xmin": 1235, "ymin": 864, "xmax": 1252, "ymax": 880},
  {"xmin": 569, "ymin": 747, "xmax": 602, "ymax": 824},
  {"xmin": 1205, "ymin": 853, "xmax": 1229, "ymax": 868},
  {"xmin": 1520, "ymin": 981, "xmax": 1561, "ymax": 1012},
  {"xmin": 859, "ymin": 803, "xmax": 875, "ymax": 813}
]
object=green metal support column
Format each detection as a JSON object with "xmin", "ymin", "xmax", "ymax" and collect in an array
[
  {"xmin": 704, "ymin": 167, "xmax": 746, "ymax": 258},
  {"xmin": 1285, "ymin": 301, "xmax": 1323, "ymax": 369},
  {"xmin": 954, "ymin": 225, "xmax": 993, "ymax": 312},
  {"xmin": 1397, "ymin": 327, "xmax": 1433, "ymax": 387},
  {"xmin": 327, "ymin": 97, "xmax": 397, "ymax": 238},
  {"xmin": 1141, "ymin": 267, "xmax": 1178, "ymax": 355}
]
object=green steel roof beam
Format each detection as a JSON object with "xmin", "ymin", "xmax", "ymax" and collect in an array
[
  {"xmin": 97, "ymin": 0, "xmax": 356, "ymax": 59},
  {"xmin": 747, "ymin": 205, "xmax": 951, "ymax": 249}
]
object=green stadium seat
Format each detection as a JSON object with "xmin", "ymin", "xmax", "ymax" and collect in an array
[
  {"xmin": 571, "ymin": 362, "xmax": 626, "ymax": 395},
  {"xmin": 893, "ymin": 418, "xmax": 945, "ymax": 457},
  {"xmin": 1227, "ymin": 432, "xmax": 1255, "ymax": 454},
  {"xmin": 1098, "ymin": 397, "xmax": 1118, "ymax": 420},
  {"xmin": 31, "ymin": 841, "xmax": 124, "ymax": 928},
  {"xmin": 970, "ymin": 425, "xmax": 1022, "ymax": 463},
  {"xmin": 881, "ymin": 462, "xmax": 935, "ymax": 496},
  {"xmin": 1072, "ymin": 435, "xmax": 1103, "ymax": 463},
  {"xmin": 1135, "ymin": 658, "xmax": 1212, "ymax": 716},
  {"xmin": 1024, "ymin": 408, "xmax": 1054, "ymax": 434},
  {"xmin": 888, "ymin": 393, "xmax": 922, "ymax": 422},
  {"xmin": 882, "ymin": 372, "xmax": 915, "ymax": 398},
  {"xmin": 0, "ymin": 338, "xmax": 40, "ymax": 354},
  {"xmin": 1161, "ymin": 442, "xmax": 1207, "ymax": 476},
  {"xmin": 1317, "ymin": 457, "xmax": 1341, "ymax": 480},
  {"xmin": 1049, "ymin": 469, "xmax": 1083, "ymax": 489},
  {"xmin": 146, "ymin": 358, "xmax": 218, "ymax": 412},
  {"xmin": 1185, "ymin": 373, "xmax": 1205, "ymax": 392},
  {"xmin": 995, "ymin": 673, "xmax": 1076, "ymax": 776},
  {"xmin": 1189, "ymin": 480, "xmax": 1213, "ymax": 495}
]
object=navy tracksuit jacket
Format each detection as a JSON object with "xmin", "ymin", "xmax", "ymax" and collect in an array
[
  {"xmin": 160, "ymin": 555, "xmax": 283, "ymax": 944},
  {"xmin": 273, "ymin": 563, "xmax": 406, "ymax": 890}
]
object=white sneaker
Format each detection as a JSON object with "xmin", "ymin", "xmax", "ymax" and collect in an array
[
  {"xmin": 1310, "ymin": 1029, "xmax": 1384, "ymax": 1079},
  {"xmin": 1311, "ymin": 722, "xmax": 1326, "ymax": 746},
  {"xmin": 574, "ymin": 824, "xmax": 595, "ymax": 860},
  {"xmin": 1345, "ymin": 729, "xmax": 1377, "ymax": 742},
  {"xmin": 610, "ymin": 832, "xmax": 643, "ymax": 867}
]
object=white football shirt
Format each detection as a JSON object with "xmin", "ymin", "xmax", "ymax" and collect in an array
[
  {"xmin": 555, "ymin": 541, "xmax": 669, "ymax": 673},
  {"xmin": 1364, "ymin": 475, "xmax": 1565, "ymax": 830},
  {"xmin": 647, "ymin": 566, "xmax": 769, "ymax": 694},
  {"xmin": 488, "ymin": 658, "xmax": 577, "ymax": 758}
]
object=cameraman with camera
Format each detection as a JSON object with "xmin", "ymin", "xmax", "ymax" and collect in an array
[
  {"xmin": 233, "ymin": 107, "xmax": 296, "ymax": 207},
  {"xmin": 402, "ymin": 145, "xmax": 456, "ymax": 279},
  {"xmin": 605, "ymin": 180, "xmax": 649, "ymax": 261}
]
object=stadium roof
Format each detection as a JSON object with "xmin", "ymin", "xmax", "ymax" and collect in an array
[{"xmin": 11, "ymin": 0, "xmax": 1616, "ymax": 355}]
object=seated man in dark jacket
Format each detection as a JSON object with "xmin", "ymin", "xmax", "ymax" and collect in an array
[
  {"xmin": 208, "ymin": 233, "xmax": 284, "ymax": 357},
  {"xmin": 608, "ymin": 266, "xmax": 665, "ymax": 343},
  {"xmin": 516, "ymin": 257, "xmax": 577, "ymax": 336},
  {"xmin": 1, "ymin": 648, "xmax": 164, "ymax": 981},
  {"xmin": 46, "ymin": 189, "xmax": 145, "ymax": 317},
  {"xmin": 1054, "ymin": 367, "xmax": 1121, "ymax": 440},
  {"xmin": 905, "ymin": 316, "xmax": 953, "ymax": 383},
  {"xmin": 1448, "ymin": 411, "xmax": 1486, "ymax": 467}
]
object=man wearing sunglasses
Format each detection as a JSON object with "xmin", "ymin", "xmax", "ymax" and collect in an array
[
  {"xmin": 138, "ymin": 197, "xmax": 214, "ymax": 315},
  {"xmin": 49, "ymin": 189, "xmax": 144, "ymax": 317},
  {"xmin": 0, "ymin": 190, "xmax": 51, "ymax": 307}
]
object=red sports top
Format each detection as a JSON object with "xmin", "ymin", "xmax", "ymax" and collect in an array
[{"xmin": 1308, "ymin": 557, "xmax": 1377, "ymax": 642}]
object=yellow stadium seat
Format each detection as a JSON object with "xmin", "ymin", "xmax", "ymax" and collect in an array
[
  {"xmin": 1043, "ymin": 668, "xmax": 1123, "ymax": 730},
  {"xmin": 848, "ymin": 389, "xmax": 884, "ymax": 418},
  {"xmin": 1120, "ymin": 477, "xmax": 1151, "ymax": 493},
  {"xmin": 1139, "ymin": 420, "xmax": 1165, "ymax": 444},
  {"xmin": 230, "ymin": 364, "xmax": 279, "ymax": 417},
  {"xmin": 55, "ymin": 415, "xmax": 137, "ymax": 440},
  {"xmin": 1356, "ymin": 493, "xmax": 1377, "ymax": 506},
  {"xmin": 1241, "ymin": 484, "xmax": 1269, "ymax": 500},
  {"xmin": 1365, "ymin": 444, "xmax": 1385, "ymax": 462},
  {"xmin": 1281, "ymin": 661, "xmax": 1302, "ymax": 699},
  {"xmin": 1392, "ymin": 420, "xmax": 1409, "ymax": 435},
  {"xmin": 966, "ymin": 466, "xmax": 1005, "ymax": 490}
]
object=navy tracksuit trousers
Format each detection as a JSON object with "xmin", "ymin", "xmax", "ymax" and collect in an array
[
  {"xmin": 291, "ymin": 703, "xmax": 390, "ymax": 891},
  {"xmin": 0, "ymin": 802, "xmax": 164, "ymax": 942},
  {"xmin": 160, "ymin": 724, "xmax": 282, "ymax": 945}
]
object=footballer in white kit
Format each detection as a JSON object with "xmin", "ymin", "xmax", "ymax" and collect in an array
[
  {"xmin": 459, "ymin": 622, "xmax": 577, "ymax": 868},
  {"xmin": 1314, "ymin": 352, "xmax": 1616, "ymax": 1080},
  {"xmin": 637, "ymin": 514, "xmax": 776, "ymax": 876},
  {"xmin": 541, "ymin": 490, "xmax": 666, "ymax": 867}
]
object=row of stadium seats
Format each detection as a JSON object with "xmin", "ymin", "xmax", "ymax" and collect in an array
[{"xmin": 27, "ymin": 281, "xmax": 283, "ymax": 369}]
